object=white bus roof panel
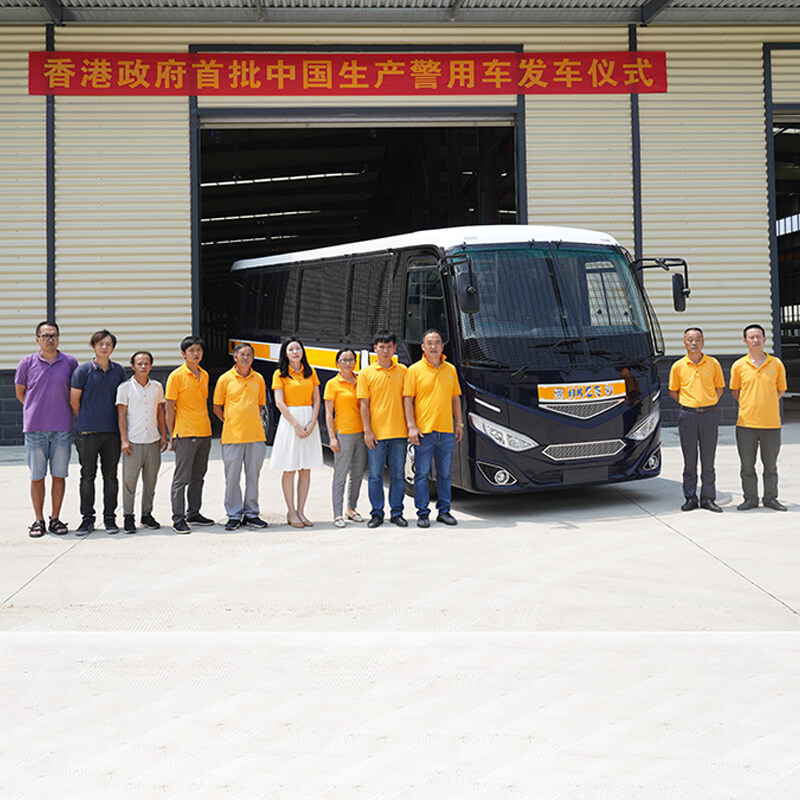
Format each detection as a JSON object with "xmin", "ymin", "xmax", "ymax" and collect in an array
[{"xmin": 231, "ymin": 224, "xmax": 620, "ymax": 271}]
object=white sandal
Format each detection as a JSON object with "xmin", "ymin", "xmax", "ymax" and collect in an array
[
  {"xmin": 345, "ymin": 510, "xmax": 364, "ymax": 523},
  {"xmin": 334, "ymin": 517, "xmax": 346, "ymax": 528}
]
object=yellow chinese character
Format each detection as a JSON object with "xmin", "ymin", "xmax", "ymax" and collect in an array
[
  {"xmin": 43, "ymin": 57, "xmax": 76, "ymax": 89},
  {"xmin": 447, "ymin": 60, "xmax": 475, "ymax": 89},
  {"xmin": 338, "ymin": 60, "xmax": 369, "ymax": 90},
  {"xmin": 192, "ymin": 58, "xmax": 223, "ymax": 91},
  {"xmin": 266, "ymin": 60, "xmax": 296, "ymax": 90},
  {"xmin": 518, "ymin": 57, "xmax": 549, "ymax": 89},
  {"xmin": 80, "ymin": 58, "xmax": 113, "ymax": 89},
  {"xmin": 553, "ymin": 58, "xmax": 582, "ymax": 88},
  {"xmin": 155, "ymin": 59, "xmax": 186, "ymax": 90},
  {"xmin": 303, "ymin": 60, "xmax": 332, "ymax": 89},
  {"xmin": 623, "ymin": 57, "xmax": 654, "ymax": 88},
  {"xmin": 481, "ymin": 58, "xmax": 512, "ymax": 89},
  {"xmin": 588, "ymin": 58, "xmax": 618, "ymax": 88},
  {"xmin": 409, "ymin": 59, "xmax": 442, "ymax": 90},
  {"xmin": 230, "ymin": 59, "xmax": 262, "ymax": 90},
  {"xmin": 374, "ymin": 58, "xmax": 405, "ymax": 89},
  {"xmin": 118, "ymin": 59, "xmax": 151, "ymax": 90}
]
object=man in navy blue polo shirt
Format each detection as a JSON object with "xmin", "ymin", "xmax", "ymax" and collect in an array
[{"xmin": 70, "ymin": 329, "xmax": 126, "ymax": 535}]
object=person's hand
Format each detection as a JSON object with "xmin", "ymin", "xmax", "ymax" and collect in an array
[
  {"xmin": 160, "ymin": 434, "xmax": 169, "ymax": 453},
  {"xmin": 330, "ymin": 436, "xmax": 340, "ymax": 454},
  {"xmin": 364, "ymin": 431, "xmax": 376, "ymax": 450},
  {"xmin": 121, "ymin": 440, "xmax": 133, "ymax": 456},
  {"xmin": 455, "ymin": 424, "xmax": 464, "ymax": 444},
  {"xmin": 407, "ymin": 426, "xmax": 421, "ymax": 446}
]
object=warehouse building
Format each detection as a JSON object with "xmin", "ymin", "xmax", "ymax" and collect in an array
[{"xmin": 1, "ymin": 0, "xmax": 800, "ymax": 443}]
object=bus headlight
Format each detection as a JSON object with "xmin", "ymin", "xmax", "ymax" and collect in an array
[
  {"xmin": 469, "ymin": 413, "xmax": 538, "ymax": 452},
  {"xmin": 627, "ymin": 408, "xmax": 660, "ymax": 441}
]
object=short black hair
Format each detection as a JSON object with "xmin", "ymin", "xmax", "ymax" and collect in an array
[
  {"xmin": 373, "ymin": 330, "xmax": 397, "ymax": 346},
  {"xmin": 232, "ymin": 342, "xmax": 254, "ymax": 356},
  {"xmin": 180, "ymin": 335, "xmax": 205, "ymax": 353},
  {"xmin": 130, "ymin": 350, "xmax": 154, "ymax": 365},
  {"xmin": 90, "ymin": 329, "xmax": 117, "ymax": 347},
  {"xmin": 743, "ymin": 324, "xmax": 765, "ymax": 338},
  {"xmin": 36, "ymin": 320, "xmax": 59, "ymax": 336},
  {"xmin": 683, "ymin": 327, "xmax": 703, "ymax": 337}
]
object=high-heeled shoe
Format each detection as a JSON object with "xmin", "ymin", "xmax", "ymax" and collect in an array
[
  {"xmin": 286, "ymin": 514, "xmax": 304, "ymax": 529},
  {"xmin": 300, "ymin": 517, "xmax": 313, "ymax": 528}
]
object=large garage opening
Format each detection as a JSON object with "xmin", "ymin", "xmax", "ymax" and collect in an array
[{"xmin": 198, "ymin": 123, "xmax": 518, "ymax": 370}]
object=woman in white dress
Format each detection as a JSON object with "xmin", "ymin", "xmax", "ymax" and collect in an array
[{"xmin": 270, "ymin": 338, "xmax": 323, "ymax": 527}]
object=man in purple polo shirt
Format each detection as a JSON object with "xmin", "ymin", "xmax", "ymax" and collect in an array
[
  {"xmin": 14, "ymin": 321, "xmax": 78, "ymax": 538},
  {"xmin": 70, "ymin": 329, "xmax": 127, "ymax": 535}
]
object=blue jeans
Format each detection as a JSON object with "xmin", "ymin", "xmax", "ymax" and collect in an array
[
  {"xmin": 413, "ymin": 431, "xmax": 455, "ymax": 517},
  {"xmin": 367, "ymin": 437, "xmax": 406, "ymax": 519}
]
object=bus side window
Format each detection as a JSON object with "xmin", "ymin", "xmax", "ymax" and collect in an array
[{"xmin": 405, "ymin": 269, "xmax": 448, "ymax": 345}]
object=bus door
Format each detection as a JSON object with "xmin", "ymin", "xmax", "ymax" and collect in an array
[{"xmin": 403, "ymin": 259, "xmax": 450, "ymax": 362}]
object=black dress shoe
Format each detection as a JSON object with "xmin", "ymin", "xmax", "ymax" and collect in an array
[
  {"xmin": 681, "ymin": 497, "xmax": 699, "ymax": 512},
  {"xmin": 737, "ymin": 499, "xmax": 759, "ymax": 511},
  {"xmin": 436, "ymin": 511, "xmax": 458, "ymax": 526},
  {"xmin": 389, "ymin": 515, "xmax": 408, "ymax": 527},
  {"xmin": 763, "ymin": 498, "xmax": 787, "ymax": 511},
  {"xmin": 367, "ymin": 515, "xmax": 383, "ymax": 529},
  {"xmin": 700, "ymin": 499, "xmax": 723, "ymax": 513},
  {"xmin": 417, "ymin": 516, "xmax": 430, "ymax": 528}
]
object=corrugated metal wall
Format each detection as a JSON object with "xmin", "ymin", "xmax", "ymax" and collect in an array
[
  {"xmin": 519, "ymin": 29, "xmax": 634, "ymax": 251},
  {"xmin": 638, "ymin": 27, "xmax": 800, "ymax": 355},
  {"xmin": 771, "ymin": 48, "xmax": 800, "ymax": 104},
  {"xmin": 0, "ymin": 27, "xmax": 47, "ymax": 367}
]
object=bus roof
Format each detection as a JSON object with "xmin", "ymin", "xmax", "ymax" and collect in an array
[{"xmin": 231, "ymin": 224, "xmax": 621, "ymax": 271}]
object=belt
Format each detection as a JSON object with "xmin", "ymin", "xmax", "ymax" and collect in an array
[{"xmin": 680, "ymin": 405, "xmax": 716, "ymax": 413}]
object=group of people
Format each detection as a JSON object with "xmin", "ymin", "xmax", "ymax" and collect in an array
[
  {"xmin": 669, "ymin": 323, "xmax": 788, "ymax": 513},
  {"xmin": 14, "ymin": 322, "xmax": 463, "ymax": 537}
]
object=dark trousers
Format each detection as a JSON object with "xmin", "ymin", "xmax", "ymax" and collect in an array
[
  {"xmin": 76, "ymin": 431, "xmax": 121, "ymax": 522},
  {"xmin": 171, "ymin": 436, "xmax": 211, "ymax": 522},
  {"xmin": 678, "ymin": 407, "xmax": 719, "ymax": 501},
  {"xmin": 736, "ymin": 426, "xmax": 781, "ymax": 502}
]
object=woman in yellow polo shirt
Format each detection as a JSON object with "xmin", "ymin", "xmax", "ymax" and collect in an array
[
  {"xmin": 324, "ymin": 348, "xmax": 367, "ymax": 528},
  {"xmin": 270, "ymin": 338, "xmax": 323, "ymax": 528}
]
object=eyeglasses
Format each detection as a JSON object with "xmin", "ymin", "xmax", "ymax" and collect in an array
[
  {"xmin": 38, "ymin": 334, "xmax": 59, "ymax": 341},
  {"xmin": 338, "ymin": 357, "xmax": 356, "ymax": 363}
]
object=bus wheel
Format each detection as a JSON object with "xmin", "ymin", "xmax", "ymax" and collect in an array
[
  {"xmin": 261, "ymin": 403, "xmax": 277, "ymax": 446},
  {"xmin": 404, "ymin": 443, "xmax": 437, "ymax": 499}
]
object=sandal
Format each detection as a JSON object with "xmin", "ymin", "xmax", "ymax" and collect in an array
[
  {"xmin": 48, "ymin": 517, "xmax": 68, "ymax": 535},
  {"xmin": 345, "ymin": 510, "xmax": 365, "ymax": 523},
  {"xmin": 28, "ymin": 519, "xmax": 46, "ymax": 538},
  {"xmin": 334, "ymin": 517, "xmax": 346, "ymax": 528}
]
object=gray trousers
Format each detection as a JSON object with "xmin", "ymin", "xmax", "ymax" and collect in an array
[
  {"xmin": 331, "ymin": 432, "xmax": 367, "ymax": 517},
  {"xmin": 677, "ymin": 407, "xmax": 719, "ymax": 500},
  {"xmin": 171, "ymin": 436, "xmax": 211, "ymax": 522},
  {"xmin": 736, "ymin": 426, "xmax": 781, "ymax": 502},
  {"xmin": 122, "ymin": 441, "xmax": 161, "ymax": 517},
  {"xmin": 222, "ymin": 441, "xmax": 266, "ymax": 519}
]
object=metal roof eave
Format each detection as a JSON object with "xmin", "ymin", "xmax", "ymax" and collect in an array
[{"xmin": 4, "ymin": 6, "xmax": 800, "ymax": 26}]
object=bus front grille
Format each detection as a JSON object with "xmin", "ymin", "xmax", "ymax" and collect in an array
[
  {"xmin": 539, "ymin": 398, "xmax": 625, "ymax": 419},
  {"xmin": 542, "ymin": 439, "xmax": 625, "ymax": 461}
]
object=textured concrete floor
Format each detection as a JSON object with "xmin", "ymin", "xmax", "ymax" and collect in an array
[{"xmin": 1, "ymin": 420, "xmax": 799, "ymax": 797}]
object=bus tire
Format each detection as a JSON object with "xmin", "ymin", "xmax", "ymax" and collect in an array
[
  {"xmin": 404, "ymin": 443, "xmax": 437, "ymax": 499},
  {"xmin": 261, "ymin": 403, "xmax": 277, "ymax": 446}
]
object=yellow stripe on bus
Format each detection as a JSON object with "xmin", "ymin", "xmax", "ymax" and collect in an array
[{"xmin": 229, "ymin": 339, "xmax": 390, "ymax": 372}]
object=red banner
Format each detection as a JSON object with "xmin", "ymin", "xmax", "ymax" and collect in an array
[{"xmin": 29, "ymin": 51, "xmax": 667, "ymax": 96}]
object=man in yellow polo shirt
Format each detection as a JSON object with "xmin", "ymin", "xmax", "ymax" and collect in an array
[
  {"xmin": 357, "ymin": 330, "xmax": 408, "ymax": 529},
  {"xmin": 213, "ymin": 343, "xmax": 268, "ymax": 531},
  {"xmin": 404, "ymin": 329, "xmax": 464, "ymax": 527},
  {"xmin": 730, "ymin": 323, "xmax": 788, "ymax": 511},
  {"xmin": 165, "ymin": 336, "xmax": 214, "ymax": 533},
  {"xmin": 668, "ymin": 327, "xmax": 725, "ymax": 513}
]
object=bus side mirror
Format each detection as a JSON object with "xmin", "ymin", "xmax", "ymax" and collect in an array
[
  {"xmin": 672, "ymin": 273, "xmax": 689, "ymax": 312},
  {"xmin": 457, "ymin": 272, "xmax": 480, "ymax": 314}
]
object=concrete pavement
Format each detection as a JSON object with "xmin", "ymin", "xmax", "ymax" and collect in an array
[{"xmin": 1, "ymin": 416, "xmax": 799, "ymax": 797}]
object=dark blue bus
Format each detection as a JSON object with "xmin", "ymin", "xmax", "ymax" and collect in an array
[{"xmin": 229, "ymin": 225, "xmax": 687, "ymax": 494}]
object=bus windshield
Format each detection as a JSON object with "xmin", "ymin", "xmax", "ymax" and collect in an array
[{"xmin": 454, "ymin": 244, "xmax": 657, "ymax": 371}]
